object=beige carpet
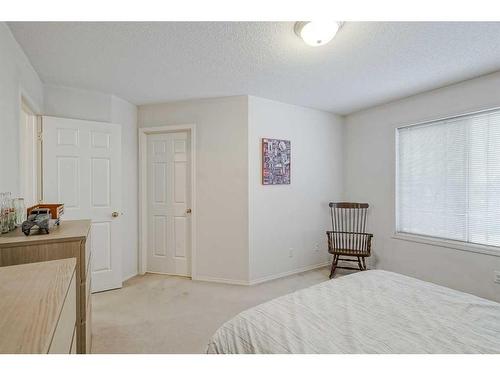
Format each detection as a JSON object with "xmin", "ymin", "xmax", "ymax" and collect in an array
[{"xmin": 91, "ymin": 266, "xmax": 339, "ymax": 353}]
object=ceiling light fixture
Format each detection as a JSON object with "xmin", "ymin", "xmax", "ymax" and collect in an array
[{"xmin": 294, "ymin": 21, "xmax": 343, "ymax": 47}]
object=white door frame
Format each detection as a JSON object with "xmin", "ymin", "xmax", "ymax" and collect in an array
[
  {"xmin": 19, "ymin": 98, "xmax": 40, "ymax": 207},
  {"xmin": 138, "ymin": 124, "xmax": 197, "ymax": 278}
]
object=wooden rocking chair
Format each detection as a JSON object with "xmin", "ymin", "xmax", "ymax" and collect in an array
[{"xmin": 326, "ymin": 202, "xmax": 373, "ymax": 279}]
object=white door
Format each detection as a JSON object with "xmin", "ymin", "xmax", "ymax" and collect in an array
[
  {"xmin": 147, "ymin": 132, "xmax": 191, "ymax": 276},
  {"xmin": 42, "ymin": 116, "xmax": 122, "ymax": 292}
]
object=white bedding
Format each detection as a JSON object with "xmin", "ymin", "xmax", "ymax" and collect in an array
[{"xmin": 207, "ymin": 270, "xmax": 500, "ymax": 354}]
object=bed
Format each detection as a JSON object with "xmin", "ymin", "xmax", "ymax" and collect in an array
[{"xmin": 207, "ymin": 270, "xmax": 500, "ymax": 354}]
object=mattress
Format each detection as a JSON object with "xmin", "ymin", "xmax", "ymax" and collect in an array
[{"xmin": 207, "ymin": 270, "xmax": 500, "ymax": 354}]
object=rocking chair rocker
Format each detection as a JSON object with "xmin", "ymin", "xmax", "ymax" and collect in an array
[{"xmin": 326, "ymin": 202, "xmax": 373, "ymax": 278}]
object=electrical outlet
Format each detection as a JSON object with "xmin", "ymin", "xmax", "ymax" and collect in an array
[
  {"xmin": 289, "ymin": 248, "xmax": 294, "ymax": 258},
  {"xmin": 494, "ymin": 271, "xmax": 500, "ymax": 284},
  {"xmin": 315, "ymin": 243, "xmax": 320, "ymax": 252}
]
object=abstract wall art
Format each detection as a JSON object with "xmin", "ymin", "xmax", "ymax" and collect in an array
[{"xmin": 261, "ymin": 138, "xmax": 291, "ymax": 185}]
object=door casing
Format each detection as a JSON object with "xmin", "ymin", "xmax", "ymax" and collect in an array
[{"xmin": 138, "ymin": 124, "xmax": 197, "ymax": 278}]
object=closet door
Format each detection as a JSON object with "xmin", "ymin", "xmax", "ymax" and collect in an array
[{"xmin": 146, "ymin": 132, "xmax": 191, "ymax": 276}]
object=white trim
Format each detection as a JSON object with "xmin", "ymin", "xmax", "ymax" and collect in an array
[
  {"xmin": 19, "ymin": 104, "xmax": 37, "ymax": 205},
  {"xmin": 392, "ymin": 232, "xmax": 500, "ymax": 257},
  {"xmin": 138, "ymin": 124, "xmax": 197, "ymax": 278},
  {"xmin": 193, "ymin": 276, "xmax": 250, "ymax": 286},
  {"xmin": 395, "ymin": 105, "xmax": 500, "ymax": 131},
  {"xmin": 36, "ymin": 116, "xmax": 43, "ymax": 203},
  {"xmin": 394, "ymin": 127, "xmax": 400, "ymax": 234},
  {"xmin": 145, "ymin": 271, "xmax": 192, "ymax": 278},
  {"xmin": 248, "ymin": 261, "xmax": 330, "ymax": 285},
  {"xmin": 194, "ymin": 262, "xmax": 330, "ymax": 286}
]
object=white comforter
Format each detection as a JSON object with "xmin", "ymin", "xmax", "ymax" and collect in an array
[{"xmin": 207, "ymin": 270, "xmax": 500, "ymax": 354}]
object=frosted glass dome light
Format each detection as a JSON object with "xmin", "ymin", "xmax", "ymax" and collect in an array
[{"xmin": 294, "ymin": 21, "xmax": 342, "ymax": 47}]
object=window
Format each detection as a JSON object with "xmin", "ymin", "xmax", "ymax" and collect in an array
[{"xmin": 396, "ymin": 108, "xmax": 500, "ymax": 248}]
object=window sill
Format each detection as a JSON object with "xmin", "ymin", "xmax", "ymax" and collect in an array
[{"xmin": 392, "ymin": 232, "xmax": 500, "ymax": 258}]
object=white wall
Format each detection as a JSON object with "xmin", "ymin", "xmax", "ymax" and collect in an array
[
  {"xmin": 248, "ymin": 97, "xmax": 342, "ymax": 282},
  {"xmin": 344, "ymin": 71, "xmax": 500, "ymax": 302},
  {"xmin": 138, "ymin": 96, "xmax": 249, "ymax": 283},
  {"xmin": 44, "ymin": 85, "xmax": 139, "ymax": 281},
  {"xmin": 44, "ymin": 84, "xmax": 112, "ymax": 122},
  {"xmin": 0, "ymin": 23, "xmax": 43, "ymax": 194}
]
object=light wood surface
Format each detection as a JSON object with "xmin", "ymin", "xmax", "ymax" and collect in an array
[
  {"xmin": 0, "ymin": 220, "xmax": 90, "ymax": 247},
  {"xmin": 48, "ymin": 275, "xmax": 76, "ymax": 353},
  {"xmin": 0, "ymin": 259, "xmax": 76, "ymax": 353},
  {"xmin": 0, "ymin": 220, "xmax": 92, "ymax": 353}
]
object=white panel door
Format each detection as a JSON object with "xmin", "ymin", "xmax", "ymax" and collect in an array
[
  {"xmin": 42, "ymin": 116, "xmax": 122, "ymax": 292},
  {"xmin": 147, "ymin": 132, "xmax": 191, "ymax": 275}
]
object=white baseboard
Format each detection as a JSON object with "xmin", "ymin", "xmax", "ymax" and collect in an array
[
  {"xmin": 192, "ymin": 275, "xmax": 249, "ymax": 286},
  {"xmin": 248, "ymin": 261, "xmax": 331, "ymax": 286},
  {"xmin": 125, "ymin": 262, "xmax": 331, "ymax": 287},
  {"xmin": 146, "ymin": 271, "xmax": 191, "ymax": 278}
]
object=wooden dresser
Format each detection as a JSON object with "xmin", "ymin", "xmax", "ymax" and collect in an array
[
  {"xmin": 0, "ymin": 220, "xmax": 92, "ymax": 354},
  {"xmin": 0, "ymin": 259, "xmax": 77, "ymax": 353}
]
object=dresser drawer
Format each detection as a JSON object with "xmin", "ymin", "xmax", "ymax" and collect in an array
[{"xmin": 48, "ymin": 273, "xmax": 76, "ymax": 354}]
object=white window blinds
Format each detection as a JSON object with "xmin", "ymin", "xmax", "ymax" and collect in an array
[{"xmin": 396, "ymin": 109, "xmax": 500, "ymax": 248}]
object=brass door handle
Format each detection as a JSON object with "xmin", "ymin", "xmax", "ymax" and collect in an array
[
  {"xmin": 112, "ymin": 211, "xmax": 120, "ymax": 218},
  {"xmin": 186, "ymin": 208, "xmax": 192, "ymax": 214}
]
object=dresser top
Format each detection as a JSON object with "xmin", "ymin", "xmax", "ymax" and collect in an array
[
  {"xmin": 0, "ymin": 258, "xmax": 76, "ymax": 353},
  {"xmin": 0, "ymin": 219, "xmax": 91, "ymax": 247}
]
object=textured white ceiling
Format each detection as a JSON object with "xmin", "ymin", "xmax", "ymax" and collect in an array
[{"xmin": 8, "ymin": 22, "xmax": 500, "ymax": 114}]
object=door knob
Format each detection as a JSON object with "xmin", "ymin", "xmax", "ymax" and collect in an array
[
  {"xmin": 186, "ymin": 208, "xmax": 192, "ymax": 214},
  {"xmin": 112, "ymin": 211, "xmax": 120, "ymax": 218}
]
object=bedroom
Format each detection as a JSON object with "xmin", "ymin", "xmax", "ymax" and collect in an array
[{"xmin": 0, "ymin": 0, "xmax": 499, "ymax": 372}]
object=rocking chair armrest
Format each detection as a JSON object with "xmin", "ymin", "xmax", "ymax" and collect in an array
[
  {"xmin": 326, "ymin": 231, "xmax": 373, "ymax": 237},
  {"xmin": 326, "ymin": 231, "xmax": 374, "ymax": 255}
]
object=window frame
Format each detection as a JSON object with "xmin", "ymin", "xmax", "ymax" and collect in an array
[{"xmin": 394, "ymin": 106, "xmax": 500, "ymax": 257}]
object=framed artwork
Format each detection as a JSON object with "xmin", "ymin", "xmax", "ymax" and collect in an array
[{"xmin": 261, "ymin": 138, "xmax": 291, "ymax": 185}]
